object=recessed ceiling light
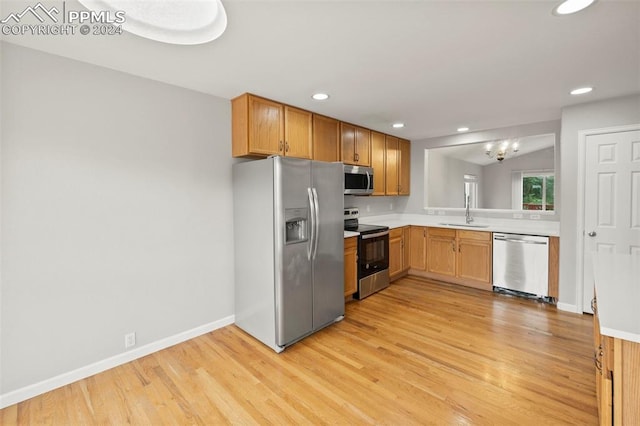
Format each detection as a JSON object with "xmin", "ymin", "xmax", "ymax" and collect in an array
[
  {"xmin": 570, "ymin": 87, "xmax": 594, "ymax": 95},
  {"xmin": 553, "ymin": 0, "xmax": 596, "ymax": 15},
  {"xmin": 392, "ymin": 123, "xmax": 405, "ymax": 129},
  {"xmin": 312, "ymin": 93, "xmax": 329, "ymax": 101},
  {"xmin": 457, "ymin": 127, "xmax": 469, "ymax": 132},
  {"xmin": 77, "ymin": 0, "xmax": 227, "ymax": 45}
]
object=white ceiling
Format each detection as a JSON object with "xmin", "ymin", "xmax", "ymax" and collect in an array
[
  {"xmin": 2, "ymin": 0, "xmax": 639, "ymax": 140},
  {"xmin": 432, "ymin": 133, "xmax": 556, "ymax": 166}
]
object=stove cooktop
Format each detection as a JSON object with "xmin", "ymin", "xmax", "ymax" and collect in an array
[{"xmin": 344, "ymin": 223, "xmax": 389, "ymax": 235}]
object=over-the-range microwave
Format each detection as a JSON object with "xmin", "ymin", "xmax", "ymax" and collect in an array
[{"xmin": 344, "ymin": 164, "xmax": 374, "ymax": 195}]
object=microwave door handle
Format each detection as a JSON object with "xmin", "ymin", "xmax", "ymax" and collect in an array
[
  {"xmin": 312, "ymin": 188, "xmax": 320, "ymax": 260},
  {"xmin": 366, "ymin": 171, "xmax": 371, "ymax": 191},
  {"xmin": 307, "ymin": 188, "xmax": 316, "ymax": 261}
]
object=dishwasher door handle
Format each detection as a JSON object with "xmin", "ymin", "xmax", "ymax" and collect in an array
[{"xmin": 494, "ymin": 238, "xmax": 548, "ymax": 245}]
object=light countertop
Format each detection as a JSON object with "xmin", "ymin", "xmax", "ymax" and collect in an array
[
  {"xmin": 592, "ymin": 252, "xmax": 640, "ymax": 343},
  {"xmin": 344, "ymin": 231, "xmax": 359, "ymax": 238},
  {"xmin": 358, "ymin": 213, "xmax": 560, "ymax": 237}
]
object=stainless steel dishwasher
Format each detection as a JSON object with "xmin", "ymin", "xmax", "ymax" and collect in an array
[{"xmin": 492, "ymin": 233, "xmax": 549, "ymax": 297}]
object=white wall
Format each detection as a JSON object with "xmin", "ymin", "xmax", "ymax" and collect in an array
[
  {"xmin": 559, "ymin": 94, "xmax": 640, "ymax": 309},
  {"xmin": 344, "ymin": 194, "xmax": 409, "ymax": 217},
  {"xmin": 481, "ymin": 147, "xmax": 555, "ymax": 209},
  {"xmin": 0, "ymin": 43, "xmax": 235, "ymax": 398}
]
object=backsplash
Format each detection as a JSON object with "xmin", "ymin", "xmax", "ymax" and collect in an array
[{"xmin": 344, "ymin": 195, "xmax": 410, "ymax": 217}]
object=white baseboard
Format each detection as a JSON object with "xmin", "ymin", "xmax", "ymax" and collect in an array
[
  {"xmin": 0, "ymin": 315, "xmax": 235, "ymax": 409},
  {"xmin": 556, "ymin": 302, "xmax": 581, "ymax": 314}
]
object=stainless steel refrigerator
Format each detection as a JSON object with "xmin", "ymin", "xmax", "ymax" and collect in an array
[{"xmin": 233, "ymin": 156, "xmax": 344, "ymax": 353}]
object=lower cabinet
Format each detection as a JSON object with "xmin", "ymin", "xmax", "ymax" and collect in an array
[
  {"xmin": 410, "ymin": 227, "xmax": 492, "ymax": 291},
  {"xmin": 344, "ymin": 236, "xmax": 358, "ymax": 297},
  {"xmin": 593, "ymin": 295, "xmax": 640, "ymax": 425},
  {"xmin": 389, "ymin": 226, "xmax": 410, "ymax": 281}
]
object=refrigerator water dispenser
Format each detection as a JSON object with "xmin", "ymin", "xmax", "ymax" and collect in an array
[{"xmin": 285, "ymin": 208, "xmax": 308, "ymax": 244}]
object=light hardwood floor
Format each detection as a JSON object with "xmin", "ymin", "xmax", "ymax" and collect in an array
[{"xmin": 1, "ymin": 276, "xmax": 597, "ymax": 425}]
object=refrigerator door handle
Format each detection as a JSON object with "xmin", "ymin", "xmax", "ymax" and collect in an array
[
  {"xmin": 311, "ymin": 187, "xmax": 320, "ymax": 260},
  {"xmin": 307, "ymin": 187, "xmax": 316, "ymax": 261}
]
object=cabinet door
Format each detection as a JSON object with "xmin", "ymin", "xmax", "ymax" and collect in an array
[
  {"xmin": 409, "ymin": 226, "xmax": 427, "ymax": 271},
  {"xmin": 457, "ymin": 237, "xmax": 492, "ymax": 285},
  {"xmin": 456, "ymin": 230, "xmax": 491, "ymax": 285},
  {"xmin": 385, "ymin": 135, "xmax": 399, "ymax": 195},
  {"xmin": 398, "ymin": 139, "xmax": 411, "ymax": 195},
  {"xmin": 355, "ymin": 126, "xmax": 371, "ymax": 166},
  {"xmin": 312, "ymin": 114, "xmax": 340, "ymax": 162},
  {"xmin": 284, "ymin": 106, "xmax": 312, "ymax": 159},
  {"xmin": 248, "ymin": 95, "xmax": 284, "ymax": 156},
  {"xmin": 341, "ymin": 123, "xmax": 356, "ymax": 165},
  {"xmin": 370, "ymin": 131, "xmax": 386, "ymax": 195},
  {"xmin": 344, "ymin": 237, "xmax": 358, "ymax": 297},
  {"xmin": 427, "ymin": 228, "xmax": 456, "ymax": 277},
  {"xmin": 389, "ymin": 228, "xmax": 404, "ymax": 278},
  {"xmin": 402, "ymin": 226, "xmax": 411, "ymax": 271}
]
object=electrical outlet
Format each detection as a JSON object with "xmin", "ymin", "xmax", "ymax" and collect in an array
[
  {"xmin": 437, "ymin": 211, "xmax": 445, "ymax": 216},
  {"xmin": 366, "ymin": 205, "xmax": 371, "ymax": 212},
  {"xmin": 125, "ymin": 332, "xmax": 136, "ymax": 349},
  {"xmin": 427, "ymin": 209, "xmax": 434, "ymax": 215},
  {"xmin": 530, "ymin": 214, "xmax": 541, "ymax": 220},
  {"xmin": 513, "ymin": 213, "xmax": 523, "ymax": 219},
  {"xmin": 389, "ymin": 203, "xmax": 394, "ymax": 210}
]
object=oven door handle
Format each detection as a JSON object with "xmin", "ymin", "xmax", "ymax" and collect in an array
[{"xmin": 361, "ymin": 230, "xmax": 389, "ymax": 240}]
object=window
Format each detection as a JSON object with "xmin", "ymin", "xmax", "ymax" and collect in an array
[{"xmin": 522, "ymin": 172, "xmax": 554, "ymax": 211}]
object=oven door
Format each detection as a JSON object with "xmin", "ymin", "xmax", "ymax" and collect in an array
[{"xmin": 358, "ymin": 231, "xmax": 389, "ymax": 278}]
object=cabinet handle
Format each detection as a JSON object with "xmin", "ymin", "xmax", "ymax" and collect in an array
[
  {"xmin": 355, "ymin": 153, "xmax": 359, "ymax": 162},
  {"xmin": 279, "ymin": 141, "xmax": 283, "ymax": 152},
  {"xmin": 423, "ymin": 229, "xmax": 426, "ymax": 237},
  {"xmin": 591, "ymin": 297, "xmax": 597, "ymax": 314},
  {"xmin": 285, "ymin": 141, "xmax": 289, "ymax": 152},
  {"xmin": 452, "ymin": 241, "xmax": 456, "ymax": 252}
]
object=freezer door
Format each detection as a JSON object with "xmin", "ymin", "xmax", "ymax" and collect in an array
[
  {"xmin": 311, "ymin": 161, "xmax": 345, "ymax": 329},
  {"xmin": 275, "ymin": 157, "xmax": 314, "ymax": 346}
]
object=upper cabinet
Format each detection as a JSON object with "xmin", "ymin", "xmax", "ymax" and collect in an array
[
  {"xmin": 371, "ymin": 131, "xmax": 386, "ymax": 195},
  {"xmin": 232, "ymin": 94, "xmax": 311, "ymax": 159},
  {"xmin": 341, "ymin": 123, "xmax": 371, "ymax": 166},
  {"xmin": 312, "ymin": 114, "xmax": 340, "ymax": 162},
  {"xmin": 232, "ymin": 93, "xmax": 409, "ymax": 196}
]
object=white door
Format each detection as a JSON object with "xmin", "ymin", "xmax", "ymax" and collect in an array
[{"xmin": 582, "ymin": 129, "xmax": 640, "ymax": 313}]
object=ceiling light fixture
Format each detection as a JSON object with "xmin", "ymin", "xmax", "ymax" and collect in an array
[
  {"xmin": 570, "ymin": 87, "xmax": 594, "ymax": 95},
  {"xmin": 312, "ymin": 93, "xmax": 329, "ymax": 101},
  {"xmin": 553, "ymin": 0, "xmax": 596, "ymax": 15},
  {"xmin": 77, "ymin": 0, "xmax": 227, "ymax": 45},
  {"xmin": 457, "ymin": 127, "xmax": 470, "ymax": 132},
  {"xmin": 392, "ymin": 123, "xmax": 405, "ymax": 129},
  {"xmin": 485, "ymin": 139, "xmax": 519, "ymax": 162}
]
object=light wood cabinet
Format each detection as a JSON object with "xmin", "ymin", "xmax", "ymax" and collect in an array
[
  {"xmin": 593, "ymin": 294, "xmax": 640, "ymax": 425},
  {"xmin": 341, "ymin": 123, "xmax": 371, "ymax": 166},
  {"xmin": 344, "ymin": 237, "xmax": 358, "ymax": 297},
  {"xmin": 232, "ymin": 94, "xmax": 311, "ymax": 159},
  {"xmin": 410, "ymin": 227, "xmax": 492, "ymax": 291},
  {"xmin": 548, "ymin": 236, "xmax": 559, "ymax": 299},
  {"xmin": 409, "ymin": 226, "xmax": 427, "ymax": 271},
  {"xmin": 389, "ymin": 226, "xmax": 411, "ymax": 281},
  {"xmin": 456, "ymin": 230, "xmax": 492, "ymax": 284},
  {"xmin": 427, "ymin": 228, "xmax": 457, "ymax": 277},
  {"xmin": 383, "ymin": 136, "xmax": 410, "ymax": 196},
  {"xmin": 398, "ymin": 139, "xmax": 411, "ymax": 195},
  {"xmin": 312, "ymin": 114, "xmax": 340, "ymax": 162},
  {"xmin": 370, "ymin": 131, "xmax": 386, "ymax": 195},
  {"xmin": 385, "ymin": 136, "xmax": 399, "ymax": 195}
]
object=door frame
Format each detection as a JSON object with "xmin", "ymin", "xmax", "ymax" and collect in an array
[{"xmin": 575, "ymin": 123, "xmax": 640, "ymax": 313}]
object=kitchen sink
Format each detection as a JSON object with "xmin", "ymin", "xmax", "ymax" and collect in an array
[{"xmin": 438, "ymin": 222, "xmax": 490, "ymax": 228}]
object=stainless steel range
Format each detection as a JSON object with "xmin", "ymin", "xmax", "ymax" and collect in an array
[{"xmin": 344, "ymin": 208, "xmax": 390, "ymax": 299}]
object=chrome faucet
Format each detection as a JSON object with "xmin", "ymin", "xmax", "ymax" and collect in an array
[{"xmin": 465, "ymin": 195, "xmax": 473, "ymax": 224}]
